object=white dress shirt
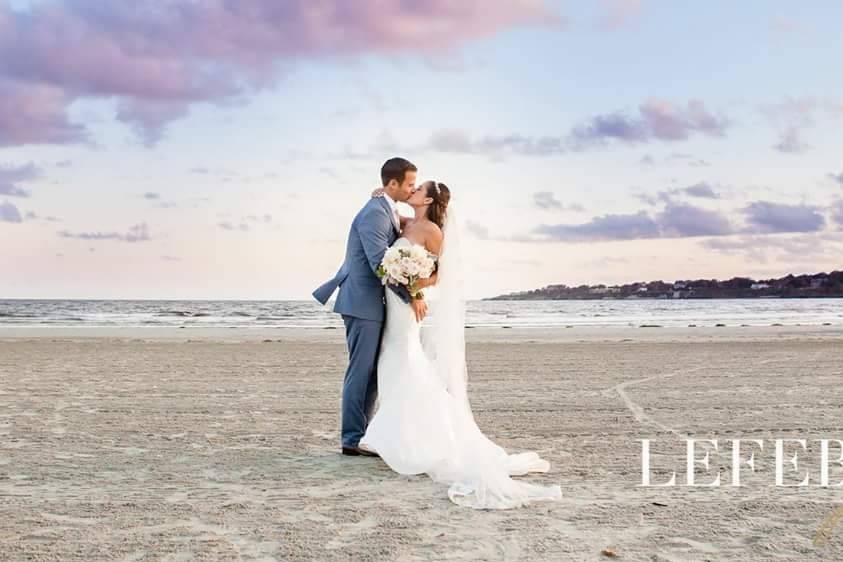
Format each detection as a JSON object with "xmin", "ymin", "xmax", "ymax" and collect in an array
[{"xmin": 382, "ymin": 192, "xmax": 401, "ymax": 231}]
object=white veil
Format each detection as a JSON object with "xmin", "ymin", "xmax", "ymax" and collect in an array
[
  {"xmin": 420, "ymin": 204, "xmax": 563, "ymax": 508},
  {"xmin": 421, "ymin": 204, "xmax": 474, "ymax": 422}
]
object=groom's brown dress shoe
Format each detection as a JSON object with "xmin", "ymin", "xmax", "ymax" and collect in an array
[{"xmin": 342, "ymin": 445, "xmax": 380, "ymax": 458}]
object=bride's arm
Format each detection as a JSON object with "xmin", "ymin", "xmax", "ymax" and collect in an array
[{"xmin": 417, "ymin": 271, "xmax": 438, "ymax": 289}]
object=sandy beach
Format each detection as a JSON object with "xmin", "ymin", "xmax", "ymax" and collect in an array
[{"xmin": 2, "ymin": 325, "xmax": 842, "ymax": 561}]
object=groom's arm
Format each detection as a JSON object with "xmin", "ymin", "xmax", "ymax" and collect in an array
[
  {"xmin": 358, "ymin": 207, "xmax": 412, "ymax": 304},
  {"xmin": 357, "ymin": 206, "xmax": 391, "ymax": 274}
]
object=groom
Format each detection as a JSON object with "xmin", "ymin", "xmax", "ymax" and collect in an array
[{"xmin": 313, "ymin": 157, "xmax": 428, "ymax": 456}]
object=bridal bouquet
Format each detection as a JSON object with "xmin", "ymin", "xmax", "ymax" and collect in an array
[{"xmin": 376, "ymin": 244, "xmax": 437, "ymax": 299}]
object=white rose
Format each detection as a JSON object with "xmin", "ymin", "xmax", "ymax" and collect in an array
[
  {"xmin": 409, "ymin": 245, "xmax": 427, "ymax": 260},
  {"xmin": 405, "ymin": 262, "xmax": 420, "ymax": 277}
]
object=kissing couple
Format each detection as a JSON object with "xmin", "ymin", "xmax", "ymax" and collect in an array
[{"xmin": 313, "ymin": 157, "xmax": 562, "ymax": 509}]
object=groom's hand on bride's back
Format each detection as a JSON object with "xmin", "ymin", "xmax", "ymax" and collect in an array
[{"xmin": 410, "ymin": 298, "xmax": 427, "ymax": 323}]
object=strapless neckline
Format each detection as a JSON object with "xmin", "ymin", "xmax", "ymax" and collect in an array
[{"xmin": 393, "ymin": 237, "xmax": 438, "ymax": 259}]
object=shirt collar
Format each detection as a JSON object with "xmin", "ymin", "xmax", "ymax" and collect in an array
[{"xmin": 383, "ymin": 192, "xmax": 398, "ymax": 214}]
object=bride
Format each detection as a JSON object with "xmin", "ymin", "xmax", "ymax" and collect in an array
[{"xmin": 359, "ymin": 180, "xmax": 563, "ymax": 510}]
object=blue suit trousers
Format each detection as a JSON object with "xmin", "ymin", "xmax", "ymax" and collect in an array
[{"xmin": 340, "ymin": 314, "xmax": 384, "ymax": 448}]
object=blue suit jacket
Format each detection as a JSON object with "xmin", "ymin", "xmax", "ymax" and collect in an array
[{"xmin": 313, "ymin": 197, "xmax": 411, "ymax": 322}]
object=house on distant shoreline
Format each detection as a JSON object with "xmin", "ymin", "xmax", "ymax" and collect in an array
[{"xmin": 588, "ymin": 285, "xmax": 621, "ymax": 295}]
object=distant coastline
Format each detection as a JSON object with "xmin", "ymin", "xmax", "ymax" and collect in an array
[{"xmin": 488, "ymin": 270, "xmax": 843, "ymax": 300}]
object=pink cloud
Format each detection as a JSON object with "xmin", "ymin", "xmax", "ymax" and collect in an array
[
  {"xmin": 0, "ymin": 0, "xmax": 560, "ymax": 146},
  {"xmin": 597, "ymin": 0, "xmax": 644, "ymax": 30},
  {"xmin": 639, "ymin": 99, "xmax": 727, "ymax": 140},
  {"xmin": 0, "ymin": 81, "xmax": 85, "ymax": 146},
  {"xmin": 569, "ymin": 98, "xmax": 729, "ymax": 147}
]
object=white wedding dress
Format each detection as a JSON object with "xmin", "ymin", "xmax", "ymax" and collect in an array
[{"xmin": 359, "ymin": 209, "xmax": 562, "ymax": 509}]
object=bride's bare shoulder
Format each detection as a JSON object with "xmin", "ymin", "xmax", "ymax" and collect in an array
[{"xmin": 424, "ymin": 222, "xmax": 443, "ymax": 254}]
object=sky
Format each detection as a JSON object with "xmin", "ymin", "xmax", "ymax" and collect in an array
[{"xmin": 1, "ymin": 0, "xmax": 842, "ymax": 300}]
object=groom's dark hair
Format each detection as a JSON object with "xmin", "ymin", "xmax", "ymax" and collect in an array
[{"xmin": 381, "ymin": 157, "xmax": 417, "ymax": 187}]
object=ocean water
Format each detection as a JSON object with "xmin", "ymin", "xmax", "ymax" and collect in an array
[{"xmin": 1, "ymin": 298, "xmax": 842, "ymax": 329}]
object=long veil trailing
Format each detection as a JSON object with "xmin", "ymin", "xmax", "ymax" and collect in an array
[
  {"xmin": 420, "ymin": 205, "xmax": 563, "ymax": 509},
  {"xmin": 421, "ymin": 204, "xmax": 472, "ymax": 417}
]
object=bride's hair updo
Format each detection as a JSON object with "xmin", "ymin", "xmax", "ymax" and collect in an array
[{"xmin": 425, "ymin": 181, "xmax": 451, "ymax": 228}]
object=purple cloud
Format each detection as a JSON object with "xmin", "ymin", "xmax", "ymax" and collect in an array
[
  {"xmin": 0, "ymin": 183, "xmax": 29, "ymax": 197},
  {"xmin": 0, "ymin": 200, "xmax": 23, "ymax": 223},
  {"xmin": 741, "ymin": 201, "xmax": 825, "ymax": 234},
  {"xmin": 0, "ymin": 162, "xmax": 41, "ymax": 198},
  {"xmin": 536, "ymin": 210, "xmax": 661, "ymax": 241},
  {"xmin": 0, "ymin": 162, "xmax": 40, "ymax": 182},
  {"xmin": 58, "ymin": 222, "xmax": 151, "ymax": 242},
  {"xmin": 655, "ymin": 202, "xmax": 733, "ymax": 237},
  {"xmin": 569, "ymin": 99, "xmax": 728, "ymax": 147},
  {"xmin": 635, "ymin": 182, "xmax": 722, "ymax": 206},
  {"xmin": 117, "ymin": 100, "xmax": 191, "ymax": 147},
  {"xmin": 0, "ymin": 81, "xmax": 86, "ymax": 146},
  {"xmin": 828, "ymin": 172, "xmax": 843, "ymax": 187},
  {"xmin": 0, "ymin": 1, "xmax": 560, "ymax": 146},
  {"xmin": 682, "ymin": 182, "xmax": 720, "ymax": 199},
  {"xmin": 426, "ymin": 103, "xmax": 726, "ymax": 159},
  {"xmin": 533, "ymin": 191, "xmax": 584, "ymax": 211},
  {"xmin": 569, "ymin": 112, "xmax": 649, "ymax": 144},
  {"xmin": 534, "ymin": 191, "xmax": 563, "ymax": 210},
  {"xmin": 535, "ymin": 201, "xmax": 733, "ymax": 241}
]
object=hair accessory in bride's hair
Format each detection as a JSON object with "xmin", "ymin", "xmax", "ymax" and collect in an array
[{"xmin": 433, "ymin": 182, "xmax": 441, "ymax": 195}]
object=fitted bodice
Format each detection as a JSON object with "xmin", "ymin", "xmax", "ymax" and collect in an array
[
  {"xmin": 383, "ymin": 238, "xmax": 421, "ymax": 346},
  {"xmin": 392, "ymin": 236, "xmax": 438, "ymax": 260}
]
